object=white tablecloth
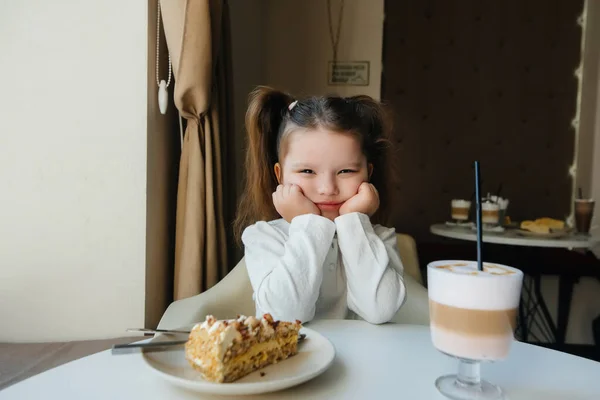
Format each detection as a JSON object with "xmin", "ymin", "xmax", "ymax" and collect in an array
[{"xmin": 1, "ymin": 321, "xmax": 599, "ymax": 399}]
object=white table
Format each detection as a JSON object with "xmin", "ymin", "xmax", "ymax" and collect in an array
[
  {"xmin": 430, "ymin": 223, "xmax": 600, "ymax": 249},
  {"xmin": 2, "ymin": 321, "xmax": 599, "ymax": 399}
]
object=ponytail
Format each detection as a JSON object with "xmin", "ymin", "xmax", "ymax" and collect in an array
[{"xmin": 233, "ymin": 86, "xmax": 294, "ymax": 244}]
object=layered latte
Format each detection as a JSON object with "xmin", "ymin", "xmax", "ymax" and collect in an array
[
  {"xmin": 427, "ymin": 261, "xmax": 523, "ymax": 361},
  {"xmin": 451, "ymin": 199, "xmax": 471, "ymax": 221},
  {"xmin": 481, "ymin": 202, "xmax": 500, "ymax": 225}
]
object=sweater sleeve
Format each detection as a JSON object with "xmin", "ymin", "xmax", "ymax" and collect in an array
[
  {"xmin": 241, "ymin": 214, "xmax": 336, "ymax": 323},
  {"xmin": 334, "ymin": 212, "xmax": 406, "ymax": 324}
]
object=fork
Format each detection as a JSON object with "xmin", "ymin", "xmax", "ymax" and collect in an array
[{"xmin": 112, "ymin": 333, "xmax": 307, "ymax": 354}]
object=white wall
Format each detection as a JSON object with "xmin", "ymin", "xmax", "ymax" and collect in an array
[
  {"xmin": 588, "ymin": 0, "xmax": 600, "ymax": 245},
  {"xmin": 0, "ymin": 1, "xmax": 148, "ymax": 341},
  {"xmin": 263, "ymin": 0, "xmax": 384, "ymax": 99}
]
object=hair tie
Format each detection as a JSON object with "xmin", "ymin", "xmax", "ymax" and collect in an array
[{"xmin": 288, "ymin": 100, "xmax": 298, "ymax": 111}]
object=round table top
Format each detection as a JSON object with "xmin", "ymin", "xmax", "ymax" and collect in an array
[
  {"xmin": 2, "ymin": 320, "xmax": 599, "ymax": 400},
  {"xmin": 431, "ymin": 223, "xmax": 600, "ymax": 249}
]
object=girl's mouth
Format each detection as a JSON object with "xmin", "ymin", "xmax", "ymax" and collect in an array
[{"xmin": 316, "ymin": 202, "xmax": 343, "ymax": 211}]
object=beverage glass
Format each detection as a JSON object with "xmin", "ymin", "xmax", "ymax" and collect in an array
[
  {"xmin": 481, "ymin": 202, "xmax": 500, "ymax": 226},
  {"xmin": 428, "ymin": 260, "xmax": 523, "ymax": 400},
  {"xmin": 574, "ymin": 199, "xmax": 595, "ymax": 234},
  {"xmin": 490, "ymin": 196, "xmax": 509, "ymax": 226},
  {"xmin": 451, "ymin": 200, "xmax": 471, "ymax": 223}
]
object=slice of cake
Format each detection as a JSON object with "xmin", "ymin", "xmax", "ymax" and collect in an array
[{"xmin": 185, "ymin": 313, "xmax": 302, "ymax": 383}]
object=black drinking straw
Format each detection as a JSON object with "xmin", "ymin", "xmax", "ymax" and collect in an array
[
  {"xmin": 578, "ymin": 187, "xmax": 583, "ymax": 199},
  {"xmin": 475, "ymin": 161, "xmax": 483, "ymax": 271},
  {"xmin": 495, "ymin": 182, "xmax": 503, "ymax": 202}
]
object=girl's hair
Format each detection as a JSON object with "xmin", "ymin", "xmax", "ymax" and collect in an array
[{"xmin": 233, "ymin": 86, "xmax": 397, "ymax": 244}]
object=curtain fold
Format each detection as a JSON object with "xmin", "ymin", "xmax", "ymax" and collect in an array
[{"xmin": 160, "ymin": 0, "xmax": 228, "ymax": 300}]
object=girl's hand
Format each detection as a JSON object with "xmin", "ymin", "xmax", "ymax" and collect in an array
[
  {"xmin": 339, "ymin": 182, "xmax": 380, "ymax": 217},
  {"xmin": 273, "ymin": 184, "xmax": 321, "ymax": 223}
]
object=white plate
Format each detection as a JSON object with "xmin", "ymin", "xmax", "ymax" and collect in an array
[
  {"xmin": 470, "ymin": 224, "xmax": 505, "ymax": 233},
  {"xmin": 141, "ymin": 327, "xmax": 335, "ymax": 395}
]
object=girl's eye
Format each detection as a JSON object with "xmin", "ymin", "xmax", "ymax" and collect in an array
[
  {"xmin": 339, "ymin": 169, "xmax": 356, "ymax": 174},
  {"xmin": 300, "ymin": 169, "xmax": 314, "ymax": 174}
]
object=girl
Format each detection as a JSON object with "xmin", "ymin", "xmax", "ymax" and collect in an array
[{"xmin": 233, "ymin": 86, "xmax": 406, "ymax": 325}]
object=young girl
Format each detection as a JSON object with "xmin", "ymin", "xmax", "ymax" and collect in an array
[{"xmin": 233, "ymin": 86, "xmax": 406, "ymax": 325}]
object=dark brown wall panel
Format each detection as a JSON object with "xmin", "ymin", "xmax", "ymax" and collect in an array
[{"xmin": 382, "ymin": 0, "xmax": 584, "ymax": 242}]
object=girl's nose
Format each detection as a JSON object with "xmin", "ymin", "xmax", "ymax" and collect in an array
[{"xmin": 318, "ymin": 175, "xmax": 339, "ymax": 196}]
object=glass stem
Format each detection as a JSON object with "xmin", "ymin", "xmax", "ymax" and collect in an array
[{"xmin": 456, "ymin": 359, "xmax": 481, "ymax": 389}]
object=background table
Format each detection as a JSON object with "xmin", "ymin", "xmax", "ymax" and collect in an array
[
  {"xmin": 430, "ymin": 223, "xmax": 600, "ymax": 249},
  {"xmin": 2, "ymin": 321, "xmax": 599, "ymax": 399}
]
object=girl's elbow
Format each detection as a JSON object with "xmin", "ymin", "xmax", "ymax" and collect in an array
[
  {"xmin": 363, "ymin": 313, "xmax": 391, "ymax": 325},
  {"xmin": 363, "ymin": 304, "xmax": 400, "ymax": 325},
  {"xmin": 364, "ymin": 283, "xmax": 407, "ymax": 324}
]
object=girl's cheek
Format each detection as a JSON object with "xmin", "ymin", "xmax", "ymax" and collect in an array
[{"xmin": 283, "ymin": 174, "xmax": 309, "ymax": 190}]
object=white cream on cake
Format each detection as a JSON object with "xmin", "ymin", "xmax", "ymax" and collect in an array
[
  {"xmin": 427, "ymin": 261, "xmax": 523, "ymax": 361},
  {"xmin": 193, "ymin": 316, "xmax": 246, "ymax": 359}
]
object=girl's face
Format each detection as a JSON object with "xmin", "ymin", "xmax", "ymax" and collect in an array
[{"xmin": 275, "ymin": 128, "xmax": 370, "ymax": 221}]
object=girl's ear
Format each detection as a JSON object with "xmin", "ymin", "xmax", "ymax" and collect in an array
[
  {"xmin": 368, "ymin": 163, "xmax": 374, "ymax": 180},
  {"xmin": 274, "ymin": 163, "xmax": 282, "ymax": 184}
]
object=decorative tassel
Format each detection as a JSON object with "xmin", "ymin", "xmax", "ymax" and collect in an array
[{"xmin": 159, "ymin": 80, "xmax": 168, "ymax": 114}]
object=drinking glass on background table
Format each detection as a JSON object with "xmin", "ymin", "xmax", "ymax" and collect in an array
[
  {"xmin": 481, "ymin": 201, "xmax": 500, "ymax": 226},
  {"xmin": 574, "ymin": 198, "xmax": 595, "ymax": 234},
  {"xmin": 451, "ymin": 199, "xmax": 471, "ymax": 223},
  {"xmin": 427, "ymin": 260, "xmax": 524, "ymax": 400},
  {"xmin": 489, "ymin": 196, "xmax": 509, "ymax": 225}
]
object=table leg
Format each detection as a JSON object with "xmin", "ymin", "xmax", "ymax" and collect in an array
[
  {"xmin": 556, "ymin": 275, "xmax": 576, "ymax": 345},
  {"xmin": 517, "ymin": 275, "xmax": 556, "ymax": 343},
  {"xmin": 518, "ymin": 299, "xmax": 528, "ymax": 342},
  {"xmin": 532, "ymin": 274, "xmax": 558, "ymax": 341},
  {"xmin": 530, "ymin": 275, "xmax": 557, "ymax": 343}
]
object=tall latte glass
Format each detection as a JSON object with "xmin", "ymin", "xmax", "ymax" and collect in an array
[{"xmin": 428, "ymin": 260, "xmax": 523, "ymax": 400}]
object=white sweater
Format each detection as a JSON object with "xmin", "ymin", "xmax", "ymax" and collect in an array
[{"xmin": 241, "ymin": 212, "xmax": 406, "ymax": 324}]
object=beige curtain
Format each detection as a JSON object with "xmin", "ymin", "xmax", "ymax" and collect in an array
[{"xmin": 160, "ymin": 0, "xmax": 228, "ymax": 300}]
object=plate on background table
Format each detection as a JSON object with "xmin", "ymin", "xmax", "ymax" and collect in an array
[
  {"xmin": 445, "ymin": 221, "xmax": 474, "ymax": 228},
  {"xmin": 515, "ymin": 228, "xmax": 570, "ymax": 238},
  {"xmin": 470, "ymin": 225, "xmax": 505, "ymax": 233},
  {"xmin": 141, "ymin": 326, "xmax": 335, "ymax": 395},
  {"xmin": 502, "ymin": 221, "xmax": 520, "ymax": 229}
]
